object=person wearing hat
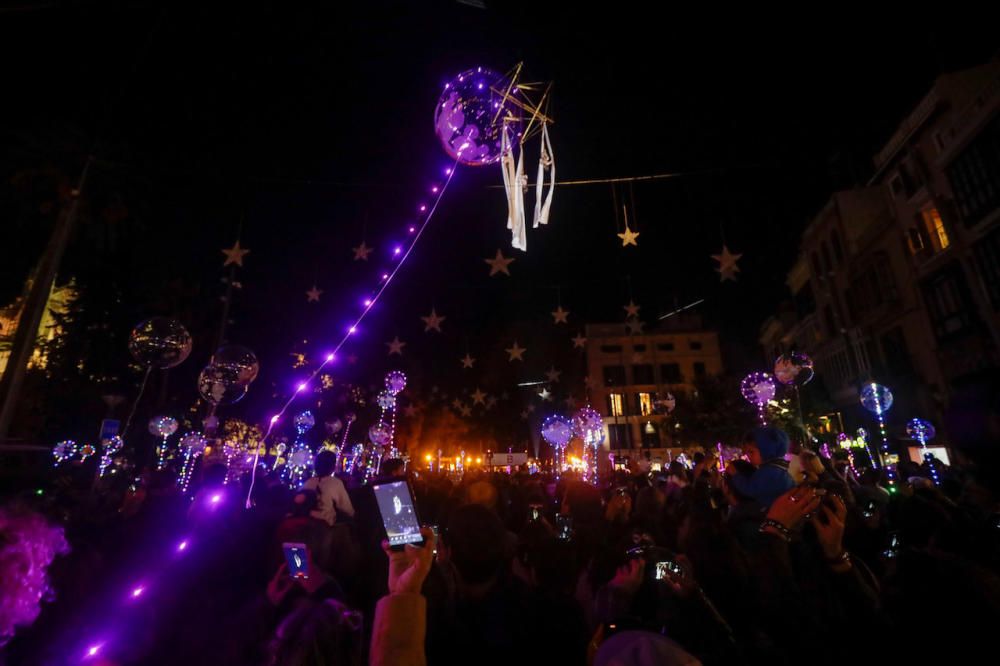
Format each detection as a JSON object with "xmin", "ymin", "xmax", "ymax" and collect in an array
[{"xmin": 729, "ymin": 427, "xmax": 796, "ymax": 509}]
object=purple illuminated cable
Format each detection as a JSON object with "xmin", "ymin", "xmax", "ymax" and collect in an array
[{"xmin": 245, "ymin": 162, "xmax": 459, "ymax": 507}]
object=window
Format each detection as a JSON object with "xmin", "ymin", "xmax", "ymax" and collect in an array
[
  {"xmin": 811, "ymin": 252, "xmax": 823, "ymax": 281},
  {"xmin": 947, "ymin": 115, "xmax": 1000, "ymax": 227},
  {"xmin": 923, "ymin": 265, "xmax": 974, "ymax": 340},
  {"xmin": 633, "ymin": 344, "xmax": 647, "ymax": 352},
  {"xmin": 889, "ymin": 174, "xmax": 904, "ymax": 199},
  {"xmin": 921, "ymin": 208, "xmax": 950, "ymax": 251},
  {"xmin": 689, "ymin": 340, "xmax": 702, "ymax": 351},
  {"xmin": 600, "ymin": 344, "xmax": 623, "ymax": 353},
  {"xmin": 641, "ymin": 421, "xmax": 659, "ymax": 448},
  {"xmin": 693, "ymin": 362, "xmax": 706, "ymax": 379},
  {"xmin": 608, "ymin": 424, "xmax": 629, "ymax": 448},
  {"xmin": 606, "ymin": 393, "xmax": 624, "ymax": 417},
  {"xmin": 657, "ymin": 342, "xmax": 674, "ymax": 351},
  {"xmin": 603, "ymin": 365, "xmax": 626, "ymax": 386},
  {"xmin": 907, "ymin": 226, "xmax": 927, "ymax": 254},
  {"xmin": 632, "ymin": 364, "xmax": 654, "ymax": 384},
  {"xmin": 660, "ymin": 363, "xmax": 682, "ymax": 383},
  {"xmin": 638, "ymin": 392, "xmax": 653, "ymax": 416},
  {"xmin": 823, "ymin": 305, "xmax": 837, "ymax": 338},
  {"xmin": 974, "ymin": 226, "xmax": 1000, "ymax": 310},
  {"xmin": 821, "ymin": 241, "xmax": 832, "ymax": 275}
]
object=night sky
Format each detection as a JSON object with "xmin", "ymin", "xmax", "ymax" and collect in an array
[{"xmin": 2, "ymin": 3, "xmax": 998, "ymax": 439}]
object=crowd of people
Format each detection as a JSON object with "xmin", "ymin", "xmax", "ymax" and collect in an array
[{"xmin": 3, "ymin": 426, "xmax": 1000, "ymax": 665}]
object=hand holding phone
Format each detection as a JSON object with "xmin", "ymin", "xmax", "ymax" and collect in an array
[
  {"xmin": 283, "ymin": 542, "xmax": 309, "ymax": 579},
  {"xmin": 556, "ymin": 515, "xmax": 573, "ymax": 541},
  {"xmin": 382, "ymin": 526, "xmax": 436, "ymax": 595},
  {"xmin": 372, "ymin": 480, "xmax": 424, "ymax": 550}
]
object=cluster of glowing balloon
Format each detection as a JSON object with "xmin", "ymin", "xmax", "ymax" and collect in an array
[
  {"xmin": 385, "ymin": 370, "xmax": 407, "ymax": 396},
  {"xmin": 128, "ymin": 317, "xmax": 192, "ymax": 369},
  {"xmin": 434, "ymin": 67, "xmax": 521, "ymax": 166},
  {"xmin": 773, "ymin": 351, "xmax": 814, "ymax": 386},
  {"xmin": 52, "ymin": 440, "xmax": 77, "ymax": 465}
]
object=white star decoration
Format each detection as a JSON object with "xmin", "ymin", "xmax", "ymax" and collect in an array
[
  {"xmin": 421, "ymin": 308, "xmax": 445, "ymax": 332},
  {"xmin": 545, "ymin": 367, "xmax": 562, "ymax": 383},
  {"xmin": 306, "ymin": 285, "xmax": 323, "ymax": 302},
  {"xmin": 712, "ymin": 245, "xmax": 743, "ymax": 282},
  {"xmin": 538, "ymin": 388, "xmax": 552, "ymax": 401},
  {"xmin": 353, "ymin": 242, "xmax": 373, "ymax": 261},
  {"xmin": 471, "ymin": 388, "xmax": 487, "ymax": 406},
  {"xmin": 485, "ymin": 249, "xmax": 514, "ymax": 276},
  {"xmin": 572, "ymin": 333, "xmax": 587, "ymax": 349},
  {"xmin": 386, "ymin": 336, "xmax": 406, "ymax": 355},
  {"xmin": 505, "ymin": 341, "xmax": 526, "ymax": 361},
  {"xmin": 624, "ymin": 300, "xmax": 641, "ymax": 318},
  {"xmin": 222, "ymin": 240, "xmax": 250, "ymax": 267},
  {"xmin": 460, "ymin": 353, "xmax": 476, "ymax": 369},
  {"xmin": 617, "ymin": 226, "xmax": 640, "ymax": 247},
  {"xmin": 551, "ymin": 306, "xmax": 570, "ymax": 324}
]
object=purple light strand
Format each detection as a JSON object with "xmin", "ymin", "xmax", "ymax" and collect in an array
[{"xmin": 244, "ymin": 163, "xmax": 459, "ymax": 508}]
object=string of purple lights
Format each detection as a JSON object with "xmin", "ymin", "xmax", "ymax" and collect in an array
[{"xmin": 244, "ymin": 161, "xmax": 460, "ymax": 507}]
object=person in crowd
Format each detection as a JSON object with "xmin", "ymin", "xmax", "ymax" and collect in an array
[{"xmin": 729, "ymin": 426, "xmax": 796, "ymax": 508}]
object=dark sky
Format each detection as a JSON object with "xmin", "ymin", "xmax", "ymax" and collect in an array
[{"xmin": 2, "ymin": 2, "xmax": 998, "ymax": 432}]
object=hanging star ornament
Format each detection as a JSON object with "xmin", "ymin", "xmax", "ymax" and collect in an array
[
  {"xmin": 617, "ymin": 226, "xmax": 640, "ymax": 247},
  {"xmin": 505, "ymin": 341, "xmax": 526, "ymax": 361},
  {"xmin": 403, "ymin": 405, "xmax": 418, "ymax": 418},
  {"xmin": 712, "ymin": 245, "xmax": 743, "ymax": 282},
  {"xmin": 451, "ymin": 398, "xmax": 463, "ymax": 410},
  {"xmin": 421, "ymin": 308, "xmax": 446, "ymax": 333},
  {"xmin": 485, "ymin": 249, "xmax": 514, "ymax": 276},
  {"xmin": 471, "ymin": 388, "xmax": 487, "ymax": 406},
  {"xmin": 538, "ymin": 388, "xmax": 552, "ymax": 401},
  {"xmin": 386, "ymin": 336, "xmax": 406, "ymax": 356},
  {"xmin": 352, "ymin": 241, "xmax": 373, "ymax": 261},
  {"xmin": 551, "ymin": 306, "xmax": 570, "ymax": 324},
  {"xmin": 306, "ymin": 285, "xmax": 323, "ymax": 302},
  {"xmin": 623, "ymin": 300, "xmax": 641, "ymax": 318},
  {"xmin": 545, "ymin": 367, "xmax": 562, "ymax": 383},
  {"xmin": 460, "ymin": 353, "xmax": 476, "ymax": 369},
  {"xmin": 572, "ymin": 333, "xmax": 587, "ymax": 349},
  {"xmin": 626, "ymin": 318, "xmax": 645, "ymax": 335},
  {"xmin": 222, "ymin": 240, "xmax": 250, "ymax": 267},
  {"xmin": 459, "ymin": 405, "xmax": 472, "ymax": 418}
]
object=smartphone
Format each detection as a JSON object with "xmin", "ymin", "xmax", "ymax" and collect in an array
[
  {"xmin": 372, "ymin": 480, "xmax": 424, "ymax": 549},
  {"xmin": 882, "ymin": 531, "xmax": 901, "ymax": 559},
  {"xmin": 429, "ymin": 524, "xmax": 439, "ymax": 557},
  {"xmin": 527, "ymin": 503, "xmax": 543, "ymax": 522},
  {"xmin": 556, "ymin": 515, "xmax": 573, "ymax": 541},
  {"xmin": 654, "ymin": 560, "xmax": 683, "ymax": 580},
  {"xmin": 862, "ymin": 500, "xmax": 878, "ymax": 519},
  {"xmin": 283, "ymin": 542, "xmax": 309, "ymax": 579}
]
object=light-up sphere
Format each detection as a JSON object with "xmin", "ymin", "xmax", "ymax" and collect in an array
[
  {"xmin": 197, "ymin": 364, "xmax": 249, "ymax": 406},
  {"xmin": 53, "ymin": 440, "xmax": 76, "ymax": 462},
  {"xmin": 376, "ymin": 391, "xmax": 396, "ymax": 411},
  {"xmin": 740, "ymin": 372, "xmax": 776, "ymax": 406},
  {"xmin": 434, "ymin": 67, "xmax": 522, "ymax": 166},
  {"xmin": 385, "ymin": 370, "xmax": 407, "ymax": 396},
  {"xmin": 179, "ymin": 432, "xmax": 206, "ymax": 455},
  {"xmin": 369, "ymin": 424, "xmax": 392, "ymax": 446},
  {"xmin": 856, "ymin": 427, "xmax": 868, "ymax": 441},
  {"xmin": 345, "ymin": 412, "xmax": 357, "ymax": 423},
  {"xmin": 128, "ymin": 317, "xmax": 193, "ymax": 369},
  {"xmin": 80, "ymin": 444, "xmax": 96, "ymax": 459},
  {"xmin": 288, "ymin": 448, "xmax": 312, "ymax": 468},
  {"xmin": 541, "ymin": 415, "xmax": 573, "ymax": 448},
  {"xmin": 326, "ymin": 419, "xmax": 343, "ymax": 435},
  {"xmin": 906, "ymin": 418, "xmax": 936, "ymax": 443},
  {"xmin": 773, "ymin": 351, "xmax": 815, "ymax": 386},
  {"xmin": 571, "ymin": 407, "xmax": 604, "ymax": 440},
  {"xmin": 294, "ymin": 411, "xmax": 316, "ymax": 432},
  {"xmin": 148, "ymin": 416, "xmax": 178, "ymax": 438},
  {"xmin": 202, "ymin": 415, "xmax": 219, "ymax": 431},
  {"xmin": 860, "ymin": 383, "xmax": 894, "ymax": 415},
  {"xmin": 104, "ymin": 435, "xmax": 123, "ymax": 454},
  {"xmin": 211, "ymin": 344, "xmax": 259, "ymax": 385},
  {"xmin": 653, "ymin": 392, "xmax": 676, "ymax": 414}
]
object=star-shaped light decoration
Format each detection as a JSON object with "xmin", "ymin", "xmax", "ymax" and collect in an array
[
  {"xmin": 421, "ymin": 308, "xmax": 446, "ymax": 333},
  {"xmin": 520, "ymin": 409, "xmax": 530, "ymax": 420},
  {"xmin": 291, "ymin": 352, "xmax": 307, "ymax": 369},
  {"xmin": 538, "ymin": 387, "xmax": 552, "ymax": 401},
  {"xmin": 527, "ymin": 404, "xmax": 536, "ymax": 413},
  {"xmin": 617, "ymin": 226, "xmax": 640, "ymax": 247},
  {"xmin": 306, "ymin": 285, "xmax": 323, "ymax": 302},
  {"xmin": 460, "ymin": 353, "xmax": 476, "ymax": 369},
  {"xmin": 486, "ymin": 396, "xmax": 498, "ymax": 409},
  {"xmin": 572, "ymin": 332, "xmax": 587, "ymax": 349},
  {"xmin": 471, "ymin": 388, "xmax": 487, "ymax": 406},
  {"xmin": 505, "ymin": 341, "xmax": 526, "ymax": 361},
  {"xmin": 551, "ymin": 306, "xmax": 570, "ymax": 324},
  {"xmin": 626, "ymin": 318, "xmax": 645, "ymax": 335},
  {"xmin": 545, "ymin": 367, "xmax": 562, "ymax": 383},
  {"xmin": 712, "ymin": 245, "xmax": 743, "ymax": 282},
  {"xmin": 459, "ymin": 405, "xmax": 472, "ymax": 418},
  {"xmin": 386, "ymin": 336, "xmax": 406, "ymax": 356},
  {"xmin": 451, "ymin": 398, "xmax": 463, "ymax": 410},
  {"xmin": 485, "ymin": 249, "xmax": 514, "ymax": 276},
  {"xmin": 353, "ymin": 242, "xmax": 373, "ymax": 261},
  {"xmin": 623, "ymin": 300, "xmax": 641, "ymax": 318},
  {"xmin": 222, "ymin": 240, "xmax": 250, "ymax": 267}
]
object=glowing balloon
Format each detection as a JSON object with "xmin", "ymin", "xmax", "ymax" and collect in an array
[
  {"xmin": 326, "ymin": 419, "xmax": 343, "ymax": 435},
  {"xmin": 369, "ymin": 424, "xmax": 392, "ymax": 446},
  {"xmin": 906, "ymin": 418, "xmax": 935, "ymax": 443},
  {"xmin": 434, "ymin": 67, "xmax": 522, "ymax": 166},
  {"xmin": 128, "ymin": 317, "xmax": 192, "ymax": 369},
  {"xmin": 541, "ymin": 415, "xmax": 573, "ymax": 449},
  {"xmin": 148, "ymin": 416, "xmax": 178, "ymax": 438},
  {"xmin": 53, "ymin": 440, "xmax": 76, "ymax": 463},
  {"xmin": 197, "ymin": 365, "xmax": 248, "ymax": 406},
  {"xmin": 385, "ymin": 370, "xmax": 407, "ymax": 396},
  {"xmin": 376, "ymin": 391, "xmax": 396, "ymax": 411},
  {"xmin": 287, "ymin": 448, "xmax": 313, "ymax": 469},
  {"xmin": 571, "ymin": 407, "xmax": 604, "ymax": 439},
  {"xmin": 860, "ymin": 383, "xmax": 893, "ymax": 415},
  {"xmin": 294, "ymin": 411, "xmax": 315, "ymax": 432},
  {"xmin": 179, "ymin": 432, "xmax": 206, "ymax": 454},
  {"xmin": 211, "ymin": 345, "xmax": 259, "ymax": 385},
  {"xmin": 774, "ymin": 351, "xmax": 814, "ymax": 386},
  {"xmin": 740, "ymin": 372, "xmax": 776, "ymax": 406}
]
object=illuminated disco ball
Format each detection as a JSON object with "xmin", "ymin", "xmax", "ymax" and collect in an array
[
  {"xmin": 740, "ymin": 372, "xmax": 776, "ymax": 407},
  {"xmin": 906, "ymin": 418, "xmax": 936, "ymax": 442},
  {"xmin": 859, "ymin": 383, "xmax": 893, "ymax": 415},
  {"xmin": 773, "ymin": 351, "xmax": 814, "ymax": 387},
  {"xmin": 434, "ymin": 67, "xmax": 522, "ymax": 166}
]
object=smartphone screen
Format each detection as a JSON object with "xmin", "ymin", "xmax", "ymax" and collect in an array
[
  {"xmin": 654, "ymin": 561, "xmax": 682, "ymax": 580},
  {"xmin": 372, "ymin": 480, "xmax": 424, "ymax": 548},
  {"xmin": 882, "ymin": 531, "xmax": 901, "ymax": 559},
  {"xmin": 430, "ymin": 525, "xmax": 439, "ymax": 557},
  {"xmin": 283, "ymin": 542, "xmax": 309, "ymax": 579},
  {"xmin": 556, "ymin": 515, "xmax": 573, "ymax": 540},
  {"xmin": 862, "ymin": 500, "xmax": 877, "ymax": 519}
]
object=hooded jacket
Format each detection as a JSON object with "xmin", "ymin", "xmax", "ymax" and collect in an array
[{"xmin": 729, "ymin": 427, "xmax": 795, "ymax": 508}]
